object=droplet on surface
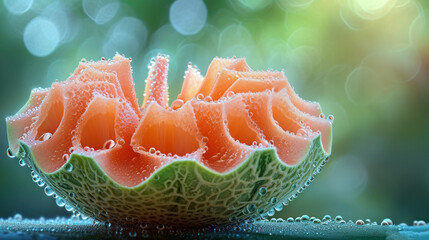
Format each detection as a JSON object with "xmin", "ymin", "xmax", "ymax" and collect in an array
[
  {"xmin": 258, "ymin": 187, "xmax": 267, "ymax": 196},
  {"xmin": 13, "ymin": 213, "xmax": 23, "ymax": 221},
  {"xmin": 18, "ymin": 159, "xmax": 26, "ymax": 167},
  {"xmin": 7, "ymin": 148, "xmax": 15, "ymax": 158},
  {"xmin": 65, "ymin": 163, "xmax": 73, "ymax": 172},
  {"xmin": 103, "ymin": 139, "xmax": 116, "ymax": 150},
  {"xmin": 44, "ymin": 186, "xmax": 54, "ymax": 196},
  {"xmin": 39, "ymin": 132, "xmax": 53, "ymax": 141}
]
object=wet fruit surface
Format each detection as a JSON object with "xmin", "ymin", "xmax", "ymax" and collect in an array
[{"xmin": 6, "ymin": 54, "xmax": 333, "ymax": 226}]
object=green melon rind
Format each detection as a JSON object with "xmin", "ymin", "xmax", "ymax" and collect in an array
[{"xmin": 17, "ymin": 135, "xmax": 328, "ymax": 226}]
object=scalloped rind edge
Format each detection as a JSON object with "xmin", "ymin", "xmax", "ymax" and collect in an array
[{"xmin": 17, "ymin": 135, "xmax": 329, "ymax": 226}]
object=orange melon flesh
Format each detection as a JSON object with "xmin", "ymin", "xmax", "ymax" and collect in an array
[
  {"xmin": 191, "ymin": 99, "xmax": 253, "ymax": 173},
  {"xmin": 8, "ymin": 54, "xmax": 333, "ymax": 189},
  {"xmin": 23, "ymin": 81, "xmax": 119, "ymax": 172},
  {"xmin": 142, "ymin": 55, "xmax": 169, "ymax": 109},
  {"xmin": 209, "ymin": 70, "xmax": 284, "ymax": 101},
  {"xmin": 131, "ymin": 101, "xmax": 203, "ymax": 158},
  {"xmin": 272, "ymin": 90, "xmax": 332, "ymax": 154},
  {"xmin": 242, "ymin": 92, "xmax": 314, "ymax": 166},
  {"xmin": 278, "ymin": 71, "xmax": 322, "ymax": 117},
  {"xmin": 197, "ymin": 58, "xmax": 250, "ymax": 97},
  {"xmin": 223, "ymin": 96, "xmax": 268, "ymax": 147},
  {"xmin": 222, "ymin": 77, "xmax": 287, "ymax": 97},
  {"xmin": 177, "ymin": 64, "xmax": 204, "ymax": 102},
  {"xmin": 74, "ymin": 54, "xmax": 141, "ymax": 117},
  {"xmin": 207, "ymin": 68, "xmax": 321, "ymax": 117},
  {"xmin": 6, "ymin": 88, "xmax": 48, "ymax": 154},
  {"xmin": 73, "ymin": 95, "xmax": 161, "ymax": 187},
  {"xmin": 71, "ymin": 67, "xmax": 126, "ymax": 101}
]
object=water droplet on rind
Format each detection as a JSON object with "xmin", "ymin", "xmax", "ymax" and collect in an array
[
  {"xmin": 18, "ymin": 159, "xmax": 26, "ymax": 166},
  {"xmin": 56, "ymin": 197, "xmax": 65, "ymax": 207},
  {"xmin": 44, "ymin": 186, "xmax": 54, "ymax": 196},
  {"xmin": 7, "ymin": 148, "xmax": 15, "ymax": 158},
  {"xmin": 258, "ymin": 187, "xmax": 267, "ymax": 196},
  {"xmin": 65, "ymin": 163, "xmax": 73, "ymax": 172}
]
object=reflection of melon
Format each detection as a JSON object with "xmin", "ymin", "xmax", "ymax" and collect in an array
[{"xmin": 6, "ymin": 54, "xmax": 332, "ymax": 226}]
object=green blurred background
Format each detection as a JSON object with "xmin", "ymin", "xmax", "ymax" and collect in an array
[{"xmin": 0, "ymin": 0, "xmax": 428, "ymax": 224}]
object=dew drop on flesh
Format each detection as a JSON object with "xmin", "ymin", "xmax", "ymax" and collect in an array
[
  {"xmin": 39, "ymin": 132, "xmax": 52, "ymax": 141},
  {"xmin": 103, "ymin": 139, "xmax": 116, "ymax": 150}
]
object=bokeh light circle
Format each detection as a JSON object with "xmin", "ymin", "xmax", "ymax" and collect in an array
[
  {"xmin": 83, "ymin": 0, "xmax": 119, "ymax": 25},
  {"xmin": 23, "ymin": 16, "xmax": 60, "ymax": 57},
  {"xmin": 103, "ymin": 17, "xmax": 148, "ymax": 57},
  {"xmin": 233, "ymin": 0, "xmax": 272, "ymax": 11},
  {"xmin": 169, "ymin": 0, "xmax": 207, "ymax": 35},
  {"xmin": 345, "ymin": 65, "xmax": 379, "ymax": 105},
  {"xmin": 3, "ymin": 0, "xmax": 33, "ymax": 15},
  {"xmin": 276, "ymin": 0, "xmax": 314, "ymax": 10}
]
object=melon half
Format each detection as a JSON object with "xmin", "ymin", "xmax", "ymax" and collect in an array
[{"xmin": 6, "ymin": 54, "xmax": 332, "ymax": 226}]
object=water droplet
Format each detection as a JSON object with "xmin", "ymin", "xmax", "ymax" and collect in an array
[
  {"xmin": 258, "ymin": 187, "xmax": 267, "ymax": 196},
  {"xmin": 65, "ymin": 163, "xmax": 73, "ymax": 172},
  {"xmin": 39, "ymin": 132, "xmax": 52, "ymax": 141},
  {"xmin": 381, "ymin": 218, "xmax": 393, "ymax": 226},
  {"xmin": 301, "ymin": 215, "xmax": 309, "ymax": 221},
  {"xmin": 44, "ymin": 186, "xmax": 54, "ymax": 196},
  {"xmin": 149, "ymin": 147, "xmax": 156, "ymax": 154},
  {"xmin": 335, "ymin": 215, "xmax": 343, "ymax": 222},
  {"xmin": 62, "ymin": 154, "xmax": 69, "ymax": 161},
  {"xmin": 37, "ymin": 180, "xmax": 45, "ymax": 187},
  {"xmin": 270, "ymin": 197, "xmax": 277, "ymax": 204},
  {"xmin": 156, "ymin": 224, "xmax": 165, "ymax": 230},
  {"xmin": 356, "ymin": 219, "xmax": 365, "ymax": 225},
  {"xmin": 68, "ymin": 192, "xmax": 75, "ymax": 198},
  {"xmin": 287, "ymin": 217, "xmax": 294, "ymax": 222},
  {"xmin": 416, "ymin": 220, "xmax": 426, "ymax": 226},
  {"xmin": 7, "ymin": 148, "xmax": 15, "ymax": 158},
  {"xmin": 64, "ymin": 91, "xmax": 75, "ymax": 99},
  {"xmin": 18, "ymin": 159, "xmax": 26, "ymax": 166},
  {"xmin": 319, "ymin": 113, "xmax": 325, "ymax": 119},
  {"xmin": 274, "ymin": 204, "xmax": 283, "ymax": 211},
  {"xmin": 171, "ymin": 99, "xmax": 184, "ymax": 110},
  {"xmin": 196, "ymin": 93, "xmax": 204, "ymax": 100},
  {"xmin": 313, "ymin": 218, "xmax": 321, "ymax": 224},
  {"xmin": 267, "ymin": 209, "xmax": 275, "ymax": 217},
  {"xmin": 117, "ymin": 138, "xmax": 125, "ymax": 146},
  {"xmin": 13, "ymin": 213, "xmax": 23, "ymax": 221},
  {"xmin": 103, "ymin": 139, "xmax": 116, "ymax": 150},
  {"xmin": 226, "ymin": 91, "xmax": 235, "ymax": 98},
  {"xmin": 246, "ymin": 203, "xmax": 256, "ymax": 213},
  {"xmin": 56, "ymin": 197, "xmax": 65, "ymax": 207},
  {"xmin": 62, "ymin": 203, "xmax": 73, "ymax": 212},
  {"xmin": 201, "ymin": 137, "xmax": 209, "ymax": 143},
  {"xmin": 203, "ymin": 96, "xmax": 213, "ymax": 102},
  {"xmin": 328, "ymin": 115, "xmax": 334, "ymax": 123}
]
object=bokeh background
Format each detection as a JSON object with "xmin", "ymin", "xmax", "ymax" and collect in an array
[{"xmin": 0, "ymin": 0, "xmax": 428, "ymax": 224}]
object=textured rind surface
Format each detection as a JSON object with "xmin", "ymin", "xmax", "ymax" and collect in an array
[{"xmin": 17, "ymin": 135, "xmax": 328, "ymax": 226}]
